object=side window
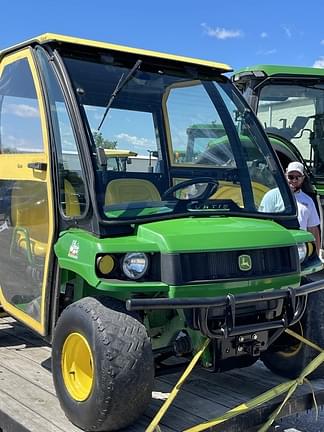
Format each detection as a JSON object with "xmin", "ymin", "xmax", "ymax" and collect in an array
[
  {"xmin": 56, "ymin": 103, "xmax": 86, "ymax": 217},
  {"xmin": 0, "ymin": 58, "xmax": 43, "ymax": 153},
  {"xmin": 36, "ymin": 49, "xmax": 87, "ymax": 217}
]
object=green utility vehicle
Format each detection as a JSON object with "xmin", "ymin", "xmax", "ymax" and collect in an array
[{"xmin": 0, "ymin": 35, "xmax": 323, "ymax": 431}]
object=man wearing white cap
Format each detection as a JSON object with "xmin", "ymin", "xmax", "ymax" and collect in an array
[{"xmin": 259, "ymin": 161, "xmax": 320, "ymax": 253}]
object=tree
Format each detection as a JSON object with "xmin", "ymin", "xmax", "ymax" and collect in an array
[{"xmin": 93, "ymin": 131, "xmax": 117, "ymax": 149}]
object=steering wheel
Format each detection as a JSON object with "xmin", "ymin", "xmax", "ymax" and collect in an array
[{"xmin": 162, "ymin": 177, "xmax": 219, "ymax": 201}]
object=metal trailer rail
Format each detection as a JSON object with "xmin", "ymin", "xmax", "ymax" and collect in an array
[{"xmin": 0, "ymin": 316, "xmax": 324, "ymax": 432}]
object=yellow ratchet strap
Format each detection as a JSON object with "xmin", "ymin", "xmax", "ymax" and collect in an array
[
  {"xmin": 185, "ymin": 329, "xmax": 324, "ymax": 432},
  {"xmin": 146, "ymin": 328, "xmax": 324, "ymax": 432},
  {"xmin": 145, "ymin": 338, "xmax": 210, "ymax": 432}
]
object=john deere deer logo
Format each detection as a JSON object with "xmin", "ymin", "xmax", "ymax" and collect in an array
[{"xmin": 238, "ymin": 254, "xmax": 252, "ymax": 271}]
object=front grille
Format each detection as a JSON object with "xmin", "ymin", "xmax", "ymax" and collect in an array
[{"xmin": 161, "ymin": 246, "xmax": 298, "ymax": 285}]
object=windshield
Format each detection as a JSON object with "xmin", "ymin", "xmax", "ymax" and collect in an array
[
  {"xmin": 257, "ymin": 81, "xmax": 324, "ymax": 178},
  {"xmin": 60, "ymin": 52, "xmax": 294, "ymax": 222}
]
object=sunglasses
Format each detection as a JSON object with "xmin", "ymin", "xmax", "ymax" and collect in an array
[{"xmin": 287, "ymin": 174, "xmax": 303, "ymax": 181}]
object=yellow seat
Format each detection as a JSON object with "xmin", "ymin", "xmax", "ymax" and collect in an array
[
  {"xmin": 105, "ymin": 178, "xmax": 161, "ymax": 205},
  {"xmin": 211, "ymin": 181, "xmax": 269, "ymax": 207},
  {"xmin": 11, "ymin": 181, "xmax": 49, "ymax": 258},
  {"xmin": 11, "ymin": 180, "xmax": 80, "ymax": 260},
  {"xmin": 64, "ymin": 179, "xmax": 81, "ymax": 217}
]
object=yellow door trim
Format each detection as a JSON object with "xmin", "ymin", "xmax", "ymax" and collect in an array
[{"xmin": 0, "ymin": 48, "xmax": 54, "ymax": 335}]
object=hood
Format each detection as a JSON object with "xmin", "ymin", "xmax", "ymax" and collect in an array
[{"xmin": 137, "ymin": 216, "xmax": 295, "ymax": 253}]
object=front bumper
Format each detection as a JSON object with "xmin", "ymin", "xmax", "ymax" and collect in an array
[{"xmin": 126, "ymin": 279, "xmax": 324, "ymax": 338}]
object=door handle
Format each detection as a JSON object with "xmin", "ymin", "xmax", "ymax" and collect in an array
[{"xmin": 27, "ymin": 162, "xmax": 47, "ymax": 171}]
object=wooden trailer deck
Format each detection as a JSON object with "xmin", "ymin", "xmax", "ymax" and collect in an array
[{"xmin": 0, "ymin": 316, "xmax": 324, "ymax": 432}]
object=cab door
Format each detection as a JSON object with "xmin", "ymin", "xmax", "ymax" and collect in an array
[{"xmin": 0, "ymin": 48, "xmax": 54, "ymax": 335}]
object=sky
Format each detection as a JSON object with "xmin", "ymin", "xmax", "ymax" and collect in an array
[
  {"xmin": 2, "ymin": 0, "xmax": 324, "ymax": 156},
  {"xmin": 1, "ymin": 0, "xmax": 324, "ymax": 72}
]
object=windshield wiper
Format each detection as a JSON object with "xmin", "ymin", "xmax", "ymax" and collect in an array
[{"xmin": 97, "ymin": 59, "xmax": 142, "ymax": 130}]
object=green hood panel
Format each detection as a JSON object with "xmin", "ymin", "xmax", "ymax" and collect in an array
[{"xmin": 137, "ymin": 217, "xmax": 297, "ymax": 253}]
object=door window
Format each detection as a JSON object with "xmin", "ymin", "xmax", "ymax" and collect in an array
[
  {"xmin": 0, "ymin": 51, "xmax": 52, "ymax": 330},
  {"xmin": 0, "ymin": 58, "xmax": 43, "ymax": 154}
]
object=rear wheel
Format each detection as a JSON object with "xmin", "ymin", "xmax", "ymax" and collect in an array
[
  {"xmin": 52, "ymin": 296, "xmax": 154, "ymax": 431},
  {"xmin": 262, "ymin": 290, "xmax": 324, "ymax": 379}
]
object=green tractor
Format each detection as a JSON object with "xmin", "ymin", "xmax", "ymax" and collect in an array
[
  {"xmin": 233, "ymin": 64, "xmax": 324, "ymax": 378},
  {"xmin": 0, "ymin": 36, "xmax": 323, "ymax": 431}
]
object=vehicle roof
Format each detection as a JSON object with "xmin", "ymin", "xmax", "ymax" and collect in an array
[
  {"xmin": 104, "ymin": 149, "xmax": 138, "ymax": 157},
  {"xmin": 0, "ymin": 33, "xmax": 232, "ymax": 72},
  {"xmin": 233, "ymin": 64, "xmax": 324, "ymax": 79}
]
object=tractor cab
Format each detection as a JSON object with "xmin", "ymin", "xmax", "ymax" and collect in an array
[
  {"xmin": 232, "ymin": 65, "xmax": 324, "ymax": 246},
  {"xmin": 233, "ymin": 66, "xmax": 324, "ymax": 177}
]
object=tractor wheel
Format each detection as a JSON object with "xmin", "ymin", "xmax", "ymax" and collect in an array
[
  {"xmin": 52, "ymin": 296, "xmax": 154, "ymax": 431},
  {"xmin": 262, "ymin": 290, "xmax": 324, "ymax": 379}
]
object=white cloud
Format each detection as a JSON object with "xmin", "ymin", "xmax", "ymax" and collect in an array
[
  {"xmin": 115, "ymin": 133, "xmax": 154, "ymax": 149},
  {"xmin": 257, "ymin": 48, "xmax": 277, "ymax": 56},
  {"xmin": 201, "ymin": 23, "xmax": 243, "ymax": 40},
  {"xmin": 260, "ymin": 32, "xmax": 268, "ymax": 38},
  {"xmin": 313, "ymin": 57, "xmax": 324, "ymax": 68},
  {"xmin": 282, "ymin": 25, "xmax": 292, "ymax": 38},
  {"xmin": 320, "ymin": 40, "xmax": 324, "ymax": 45},
  {"xmin": 4, "ymin": 134, "xmax": 41, "ymax": 152},
  {"xmin": 4, "ymin": 103, "xmax": 39, "ymax": 118}
]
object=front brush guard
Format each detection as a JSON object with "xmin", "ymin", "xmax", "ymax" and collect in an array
[{"xmin": 126, "ymin": 279, "xmax": 324, "ymax": 339}]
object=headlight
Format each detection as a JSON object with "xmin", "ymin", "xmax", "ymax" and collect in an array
[
  {"xmin": 306, "ymin": 242, "xmax": 314, "ymax": 257},
  {"xmin": 96, "ymin": 254, "xmax": 115, "ymax": 276},
  {"xmin": 297, "ymin": 243, "xmax": 307, "ymax": 263},
  {"xmin": 122, "ymin": 253, "xmax": 149, "ymax": 280}
]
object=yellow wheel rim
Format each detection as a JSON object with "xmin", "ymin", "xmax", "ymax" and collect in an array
[
  {"xmin": 278, "ymin": 322, "xmax": 303, "ymax": 358},
  {"xmin": 62, "ymin": 332, "xmax": 94, "ymax": 401}
]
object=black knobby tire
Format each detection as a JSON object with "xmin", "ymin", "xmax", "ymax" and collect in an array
[
  {"xmin": 262, "ymin": 289, "xmax": 324, "ymax": 379},
  {"xmin": 52, "ymin": 296, "xmax": 154, "ymax": 431}
]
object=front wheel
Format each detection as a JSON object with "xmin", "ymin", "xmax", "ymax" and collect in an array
[
  {"xmin": 52, "ymin": 296, "xmax": 154, "ymax": 431},
  {"xmin": 262, "ymin": 290, "xmax": 324, "ymax": 379}
]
